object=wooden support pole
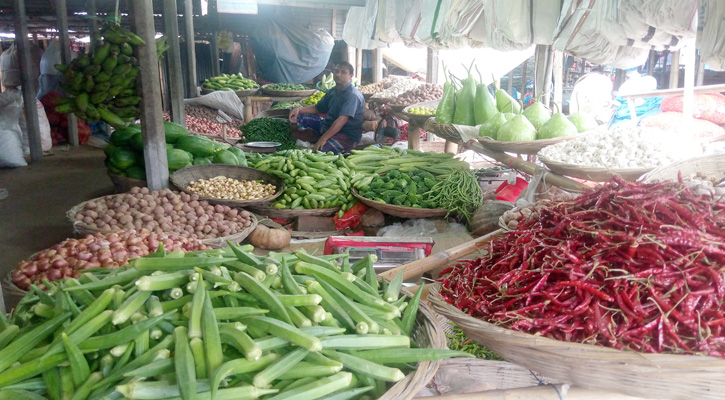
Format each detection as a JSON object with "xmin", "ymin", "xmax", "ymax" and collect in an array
[
  {"xmin": 647, "ymin": 50, "xmax": 656, "ymax": 77},
  {"xmin": 209, "ymin": 0, "xmax": 220, "ymax": 77},
  {"xmin": 372, "ymin": 48, "xmax": 383, "ymax": 83},
  {"xmin": 507, "ymin": 70, "xmax": 514, "ymax": 93},
  {"xmin": 682, "ymin": 41, "xmax": 697, "ymax": 119},
  {"xmin": 426, "ymin": 47, "xmax": 439, "ymax": 84},
  {"xmin": 331, "ymin": 10, "xmax": 337, "ymax": 39},
  {"xmin": 184, "ymin": 0, "xmax": 198, "ymax": 98},
  {"xmin": 57, "ymin": 0, "xmax": 79, "ymax": 147},
  {"xmin": 696, "ymin": 51, "xmax": 705, "ymax": 86},
  {"xmin": 408, "ymin": 121, "xmax": 421, "ymax": 150},
  {"xmin": 14, "ymin": 0, "xmax": 42, "ymax": 162},
  {"xmin": 553, "ymin": 49, "xmax": 563, "ymax": 112},
  {"xmin": 669, "ymin": 50, "xmax": 680, "ymax": 89},
  {"xmin": 87, "ymin": 0, "xmax": 98, "ymax": 45},
  {"xmin": 534, "ymin": 45, "xmax": 553, "ymax": 107},
  {"xmin": 355, "ymin": 48, "xmax": 362, "ymax": 83},
  {"xmin": 133, "ymin": 0, "xmax": 169, "ymax": 190},
  {"xmin": 164, "ymin": 0, "xmax": 186, "ymax": 125},
  {"xmin": 520, "ymin": 59, "xmax": 528, "ymax": 102}
]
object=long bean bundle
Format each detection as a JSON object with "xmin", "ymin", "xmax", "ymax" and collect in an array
[{"xmin": 426, "ymin": 170, "xmax": 483, "ymax": 222}]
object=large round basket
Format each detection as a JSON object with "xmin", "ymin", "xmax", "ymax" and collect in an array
[
  {"xmin": 428, "ymin": 285, "xmax": 725, "ymax": 400},
  {"xmin": 66, "ymin": 196, "xmax": 258, "ymax": 248},
  {"xmin": 200, "ymin": 88, "xmax": 259, "ymax": 98},
  {"xmin": 260, "ymin": 84, "xmax": 316, "ymax": 97},
  {"xmin": 389, "ymin": 103, "xmax": 407, "ymax": 112},
  {"xmin": 108, "ymin": 172, "xmax": 146, "ymax": 193},
  {"xmin": 169, "ymin": 164, "xmax": 284, "ymax": 207},
  {"xmin": 539, "ymin": 156, "xmax": 654, "ymax": 182},
  {"xmin": 351, "ymin": 188, "xmax": 448, "ymax": 219},
  {"xmin": 423, "ymin": 117, "xmax": 463, "ymax": 144},
  {"xmin": 379, "ymin": 288, "xmax": 446, "ymax": 400},
  {"xmin": 246, "ymin": 204, "xmax": 340, "ymax": 218},
  {"xmin": 641, "ymin": 153, "xmax": 725, "ymax": 183},
  {"xmin": 478, "ymin": 134, "xmax": 583, "ymax": 155},
  {"xmin": 400, "ymin": 100, "xmax": 438, "ymax": 125}
]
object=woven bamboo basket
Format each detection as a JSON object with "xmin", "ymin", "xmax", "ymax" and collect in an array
[
  {"xmin": 478, "ymin": 134, "xmax": 582, "ymax": 155},
  {"xmin": 641, "ymin": 153, "xmax": 725, "ymax": 183},
  {"xmin": 379, "ymin": 288, "xmax": 446, "ymax": 400},
  {"xmin": 3, "ymin": 270, "xmax": 29, "ymax": 298},
  {"xmin": 389, "ymin": 103, "xmax": 407, "ymax": 112},
  {"xmin": 423, "ymin": 118, "xmax": 464, "ymax": 144},
  {"xmin": 200, "ymin": 88, "xmax": 259, "ymax": 98},
  {"xmin": 400, "ymin": 100, "xmax": 438, "ymax": 125},
  {"xmin": 351, "ymin": 188, "xmax": 448, "ymax": 219},
  {"xmin": 246, "ymin": 204, "xmax": 340, "ymax": 218},
  {"xmin": 108, "ymin": 172, "xmax": 146, "ymax": 193},
  {"xmin": 539, "ymin": 156, "xmax": 653, "ymax": 182},
  {"xmin": 169, "ymin": 165, "xmax": 284, "ymax": 207},
  {"xmin": 260, "ymin": 85, "xmax": 316, "ymax": 97},
  {"xmin": 66, "ymin": 196, "xmax": 258, "ymax": 248},
  {"xmin": 428, "ymin": 285, "xmax": 725, "ymax": 400},
  {"xmin": 369, "ymin": 97, "xmax": 395, "ymax": 105}
]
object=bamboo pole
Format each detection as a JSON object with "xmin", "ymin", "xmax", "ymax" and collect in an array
[{"xmin": 380, "ymin": 229, "xmax": 501, "ymax": 281}]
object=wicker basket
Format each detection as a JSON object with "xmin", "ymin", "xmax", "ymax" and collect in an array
[
  {"xmin": 423, "ymin": 118, "xmax": 464, "ymax": 144},
  {"xmin": 200, "ymin": 88, "xmax": 259, "ymax": 98},
  {"xmin": 379, "ymin": 288, "xmax": 446, "ymax": 400},
  {"xmin": 429, "ymin": 285, "xmax": 725, "ymax": 400},
  {"xmin": 399, "ymin": 100, "xmax": 438, "ymax": 125},
  {"xmin": 169, "ymin": 165, "xmax": 284, "ymax": 207},
  {"xmin": 351, "ymin": 188, "xmax": 448, "ymax": 219},
  {"xmin": 108, "ymin": 172, "xmax": 146, "ymax": 193},
  {"xmin": 641, "ymin": 153, "xmax": 725, "ymax": 183},
  {"xmin": 539, "ymin": 156, "xmax": 653, "ymax": 182},
  {"xmin": 478, "ymin": 134, "xmax": 582, "ymax": 156},
  {"xmin": 260, "ymin": 85, "xmax": 316, "ymax": 97},
  {"xmin": 66, "ymin": 196, "xmax": 258, "ymax": 248},
  {"xmin": 246, "ymin": 204, "xmax": 340, "ymax": 218}
]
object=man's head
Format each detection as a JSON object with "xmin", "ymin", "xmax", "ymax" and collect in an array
[{"xmin": 333, "ymin": 62, "xmax": 354, "ymax": 87}]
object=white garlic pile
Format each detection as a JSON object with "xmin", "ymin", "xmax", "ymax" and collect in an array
[
  {"xmin": 538, "ymin": 126, "xmax": 702, "ymax": 169},
  {"xmin": 372, "ymin": 78, "xmax": 424, "ymax": 99}
]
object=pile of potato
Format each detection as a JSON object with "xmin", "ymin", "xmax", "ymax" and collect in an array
[
  {"xmin": 391, "ymin": 83, "xmax": 443, "ymax": 106},
  {"xmin": 73, "ymin": 187, "xmax": 254, "ymax": 240}
]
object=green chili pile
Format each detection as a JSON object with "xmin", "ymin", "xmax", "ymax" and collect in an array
[
  {"xmin": 426, "ymin": 170, "xmax": 483, "ymax": 222},
  {"xmin": 240, "ymin": 117, "xmax": 297, "ymax": 150}
]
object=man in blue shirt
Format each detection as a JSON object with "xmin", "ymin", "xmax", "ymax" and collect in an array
[{"xmin": 289, "ymin": 62, "xmax": 365, "ymax": 154}]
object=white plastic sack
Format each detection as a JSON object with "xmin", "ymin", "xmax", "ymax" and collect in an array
[
  {"xmin": 184, "ymin": 90, "xmax": 245, "ymax": 121},
  {"xmin": 375, "ymin": 0, "xmax": 400, "ymax": 44},
  {"xmin": 698, "ymin": 0, "xmax": 725, "ymax": 71},
  {"xmin": 0, "ymin": 43, "xmax": 43, "ymax": 88},
  {"xmin": 18, "ymin": 96, "xmax": 52, "ymax": 153},
  {"xmin": 435, "ymin": 0, "xmax": 485, "ymax": 48},
  {"xmin": 0, "ymin": 90, "xmax": 27, "ymax": 168},
  {"xmin": 395, "ymin": 0, "xmax": 422, "ymax": 44}
]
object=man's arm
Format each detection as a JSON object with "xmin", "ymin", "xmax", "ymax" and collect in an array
[
  {"xmin": 314, "ymin": 115, "xmax": 349, "ymax": 151},
  {"xmin": 289, "ymin": 105, "xmax": 319, "ymax": 123}
]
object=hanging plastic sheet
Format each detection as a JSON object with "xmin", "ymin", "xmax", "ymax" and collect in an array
[
  {"xmin": 698, "ymin": 0, "xmax": 725, "ymax": 70},
  {"xmin": 342, "ymin": 0, "xmax": 386, "ymax": 50},
  {"xmin": 395, "ymin": 0, "xmax": 422, "ymax": 45},
  {"xmin": 250, "ymin": 19, "xmax": 334, "ymax": 83},
  {"xmin": 375, "ymin": 0, "xmax": 400, "ymax": 44}
]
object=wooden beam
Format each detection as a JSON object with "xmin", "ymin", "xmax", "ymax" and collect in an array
[
  {"xmin": 57, "ymin": 0, "xmax": 79, "ymax": 147},
  {"xmin": 372, "ymin": 48, "xmax": 383, "ymax": 83},
  {"xmin": 87, "ymin": 0, "xmax": 98, "ymax": 45},
  {"xmin": 696, "ymin": 50, "xmax": 705, "ymax": 86},
  {"xmin": 647, "ymin": 50, "xmax": 656, "ymax": 76},
  {"xmin": 184, "ymin": 0, "xmax": 198, "ymax": 98},
  {"xmin": 163, "ymin": 0, "xmax": 185, "ymax": 125},
  {"xmin": 553, "ymin": 49, "xmax": 563, "ymax": 111},
  {"xmin": 533, "ymin": 45, "xmax": 553, "ymax": 107},
  {"xmin": 520, "ymin": 59, "xmax": 528, "ymax": 102},
  {"xmin": 507, "ymin": 70, "xmax": 513, "ymax": 93},
  {"xmin": 14, "ymin": 0, "xmax": 42, "ymax": 162},
  {"xmin": 682, "ymin": 41, "xmax": 697, "ymax": 118},
  {"xmin": 669, "ymin": 50, "xmax": 680, "ymax": 89},
  {"xmin": 133, "ymin": 0, "xmax": 169, "ymax": 190},
  {"xmin": 355, "ymin": 48, "xmax": 362, "ymax": 83},
  {"xmin": 331, "ymin": 9, "xmax": 336, "ymax": 39},
  {"xmin": 426, "ymin": 47, "xmax": 438, "ymax": 84},
  {"xmin": 209, "ymin": 0, "xmax": 221, "ymax": 77}
]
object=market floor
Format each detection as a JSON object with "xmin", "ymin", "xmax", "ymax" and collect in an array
[{"xmin": 0, "ymin": 145, "xmax": 113, "ymax": 308}]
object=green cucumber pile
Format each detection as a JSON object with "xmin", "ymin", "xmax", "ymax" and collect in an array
[
  {"xmin": 265, "ymin": 84, "xmax": 311, "ymax": 91},
  {"xmin": 0, "ymin": 244, "xmax": 470, "ymax": 399},
  {"xmin": 252, "ymin": 150, "xmax": 356, "ymax": 215},
  {"xmin": 203, "ymin": 74, "xmax": 259, "ymax": 92}
]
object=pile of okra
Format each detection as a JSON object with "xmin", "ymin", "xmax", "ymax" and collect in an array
[{"xmin": 0, "ymin": 242, "xmax": 471, "ymax": 400}]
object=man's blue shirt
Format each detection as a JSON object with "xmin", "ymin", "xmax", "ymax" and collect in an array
[{"xmin": 315, "ymin": 82, "xmax": 365, "ymax": 142}]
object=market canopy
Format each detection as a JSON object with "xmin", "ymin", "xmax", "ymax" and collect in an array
[{"xmin": 343, "ymin": 0, "xmax": 725, "ymax": 70}]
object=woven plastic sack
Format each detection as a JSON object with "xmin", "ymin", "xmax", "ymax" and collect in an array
[
  {"xmin": 342, "ymin": 0, "xmax": 385, "ymax": 50},
  {"xmin": 184, "ymin": 90, "xmax": 245, "ymax": 121},
  {"xmin": 395, "ymin": 0, "xmax": 422, "ymax": 43},
  {"xmin": 661, "ymin": 94, "xmax": 725, "ymax": 125},
  {"xmin": 698, "ymin": 0, "xmax": 725, "ymax": 71},
  {"xmin": 0, "ymin": 90, "xmax": 27, "ymax": 168},
  {"xmin": 375, "ymin": 0, "xmax": 399, "ymax": 44}
]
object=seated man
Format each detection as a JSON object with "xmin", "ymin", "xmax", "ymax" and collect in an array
[{"xmin": 289, "ymin": 61, "xmax": 364, "ymax": 154}]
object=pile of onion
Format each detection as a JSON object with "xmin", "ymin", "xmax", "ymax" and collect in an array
[
  {"xmin": 11, "ymin": 229, "xmax": 209, "ymax": 290},
  {"xmin": 73, "ymin": 187, "xmax": 254, "ymax": 240}
]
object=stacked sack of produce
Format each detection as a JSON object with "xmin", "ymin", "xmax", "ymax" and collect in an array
[
  {"xmin": 11, "ymin": 229, "xmax": 209, "ymax": 290},
  {"xmin": 104, "ymin": 122, "xmax": 248, "ymax": 181},
  {"xmin": 639, "ymin": 94, "xmax": 725, "ymax": 142},
  {"xmin": 435, "ymin": 64, "xmax": 597, "ymax": 141}
]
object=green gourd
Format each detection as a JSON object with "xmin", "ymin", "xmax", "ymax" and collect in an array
[
  {"xmin": 496, "ymin": 102, "xmax": 537, "ymax": 142},
  {"xmin": 478, "ymin": 113, "xmax": 507, "ymax": 140},
  {"xmin": 473, "ymin": 66, "xmax": 497, "ymax": 125},
  {"xmin": 538, "ymin": 103, "xmax": 578, "ymax": 139},
  {"xmin": 493, "ymin": 75, "xmax": 521, "ymax": 114},
  {"xmin": 522, "ymin": 94, "xmax": 551, "ymax": 131},
  {"xmin": 568, "ymin": 112, "xmax": 598, "ymax": 133},
  {"xmin": 453, "ymin": 62, "xmax": 477, "ymax": 126}
]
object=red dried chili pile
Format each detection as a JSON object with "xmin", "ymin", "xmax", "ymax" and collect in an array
[{"xmin": 439, "ymin": 176, "xmax": 725, "ymax": 358}]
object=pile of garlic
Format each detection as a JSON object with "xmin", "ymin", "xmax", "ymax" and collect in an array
[
  {"xmin": 538, "ymin": 126, "xmax": 701, "ymax": 169},
  {"xmin": 372, "ymin": 78, "xmax": 424, "ymax": 99}
]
